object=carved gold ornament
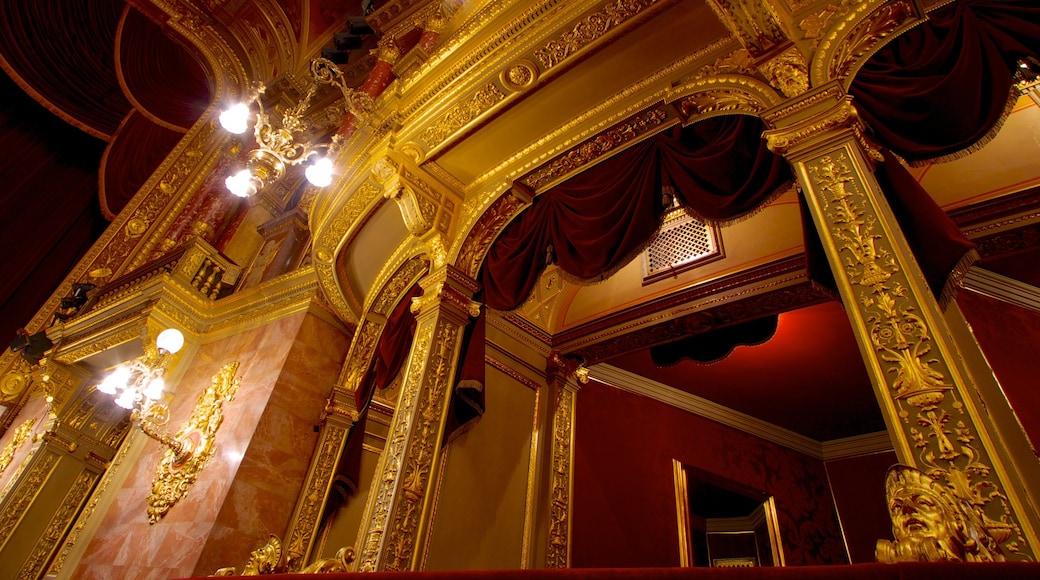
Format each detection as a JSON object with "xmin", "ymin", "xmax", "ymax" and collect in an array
[
  {"xmin": 146, "ymin": 361, "xmax": 240, "ymax": 524},
  {"xmin": 214, "ymin": 533, "xmax": 355, "ymax": 575},
  {"xmin": 0, "ymin": 418, "xmax": 35, "ymax": 475},
  {"xmin": 877, "ymin": 465, "xmax": 1007, "ymax": 563}
]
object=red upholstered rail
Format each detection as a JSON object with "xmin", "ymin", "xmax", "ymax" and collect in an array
[{"xmin": 178, "ymin": 562, "xmax": 1040, "ymax": 580}]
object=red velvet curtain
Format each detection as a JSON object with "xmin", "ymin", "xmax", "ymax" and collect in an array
[
  {"xmin": 482, "ymin": 115, "xmax": 790, "ymax": 311},
  {"xmin": 850, "ymin": 0, "xmax": 1040, "ymax": 163},
  {"xmin": 354, "ymin": 285, "xmax": 422, "ymax": 409}
]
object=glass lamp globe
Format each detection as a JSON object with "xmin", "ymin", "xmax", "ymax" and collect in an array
[
  {"xmin": 143, "ymin": 377, "xmax": 165, "ymax": 401},
  {"xmin": 98, "ymin": 366, "xmax": 132, "ymax": 395},
  {"xmin": 219, "ymin": 103, "xmax": 251, "ymax": 134},
  {"xmin": 305, "ymin": 157, "xmax": 334, "ymax": 187},
  {"xmin": 225, "ymin": 169, "xmax": 258, "ymax": 198},
  {"xmin": 156, "ymin": 329, "xmax": 185, "ymax": 354}
]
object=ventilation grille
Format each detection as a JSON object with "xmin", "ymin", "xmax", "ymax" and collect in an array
[{"xmin": 642, "ymin": 208, "xmax": 723, "ymax": 284}]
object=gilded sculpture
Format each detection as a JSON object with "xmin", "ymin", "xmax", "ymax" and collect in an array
[{"xmin": 877, "ymin": 465, "xmax": 1006, "ymax": 563}]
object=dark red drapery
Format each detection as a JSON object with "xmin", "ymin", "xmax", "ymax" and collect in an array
[
  {"xmin": 850, "ymin": 0, "xmax": 1040, "ymax": 164},
  {"xmin": 482, "ymin": 115, "xmax": 790, "ymax": 311},
  {"xmin": 354, "ymin": 285, "xmax": 422, "ymax": 409}
]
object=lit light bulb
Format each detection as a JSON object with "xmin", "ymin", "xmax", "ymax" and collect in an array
[
  {"xmin": 305, "ymin": 157, "xmax": 334, "ymax": 187},
  {"xmin": 144, "ymin": 377, "xmax": 165, "ymax": 401},
  {"xmin": 98, "ymin": 367, "xmax": 132, "ymax": 395},
  {"xmin": 156, "ymin": 329, "xmax": 184, "ymax": 354},
  {"xmin": 114, "ymin": 392, "xmax": 136, "ymax": 409},
  {"xmin": 226, "ymin": 169, "xmax": 257, "ymax": 198},
  {"xmin": 219, "ymin": 103, "xmax": 251, "ymax": 134}
]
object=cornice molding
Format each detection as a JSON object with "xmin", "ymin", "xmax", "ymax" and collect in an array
[
  {"xmin": 590, "ymin": 364, "xmax": 821, "ymax": 458},
  {"xmin": 591, "ymin": 364, "xmax": 894, "ymax": 461},
  {"xmin": 820, "ymin": 431, "xmax": 894, "ymax": 461},
  {"xmin": 961, "ymin": 267, "xmax": 1040, "ymax": 314}
]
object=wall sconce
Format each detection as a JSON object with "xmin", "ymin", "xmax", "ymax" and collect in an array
[
  {"xmin": 96, "ymin": 329, "xmax": 187, "ymax": 460},
  {"xmin": 95, "ymin": 329, "xmax": 241, "ymax": 523},
  {"xmin": 219, "ymin": 58, "xmax": 371, "ymax": 197}
]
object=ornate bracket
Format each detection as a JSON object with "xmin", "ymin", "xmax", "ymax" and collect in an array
[{"xmin": 146, "ymin": 361, "xmax": 240, "ymax": 524}]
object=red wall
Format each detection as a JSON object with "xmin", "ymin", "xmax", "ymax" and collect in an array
[
  {"xmin": 572, "ymin": 381, "xmax": 847, "ymax": 568},
  {"xmin": 825, "ymin": 452, "xmax": 898, "ymax": 564},
  {"xmin": 957, "ymin": 291, "xmax": 1040, "ymax": 446}
]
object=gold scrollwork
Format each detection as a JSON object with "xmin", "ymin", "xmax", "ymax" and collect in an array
[
  {"xmin": 547, "ymin": 386, "xmax": 575, "ymax": 568},
  {"xmin": 358, "ymin": 322, "xmax": 435, "ymax": 570},
  {"xmin": 146, "ymin": 361, "xmax": 240, "ymax": 524},
  {"xmin": 456, "ymin": 192, "xmax": 527, "ymax": 279},
  {"xmin": 533, "ymin": 0, "xmax": 661, "ymax": 69},
  {"xmin": 520, "ymin": 108, "xmax": 669, "ymax": 191},
  {"xmin": 419, "ymin": 83, "xmax": 506, "ymax": 147},
  {"xmin": 0, "ymin": 418, "xmax": 35, "ymax": 475},
  {"xmin": 285, "ymin": 424, "xmax": 348, "ymax": 561},
  {"xmin": 384, "ymin": 322, "xmax": 459, "ymax": 571}
]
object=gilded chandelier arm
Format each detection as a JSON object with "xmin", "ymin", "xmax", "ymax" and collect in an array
[{"xmin": 131, "ymin": 409, "xmax": 188, "ymax": 463}]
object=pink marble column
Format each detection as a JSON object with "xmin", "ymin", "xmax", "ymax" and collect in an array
[{"xmin": 338, "ymin": 37, "xmax": 401, "ymax": 139}]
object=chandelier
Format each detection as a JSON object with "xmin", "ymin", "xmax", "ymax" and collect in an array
[
  {"xmin": 218, "ymin": 58, "xmax": 371, "ymax": 197},
  {"xmin": 96, "ymin": 328, "xmax": 191, "ymax": 461}
]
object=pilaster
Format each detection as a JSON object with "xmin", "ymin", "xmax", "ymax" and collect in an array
[
  {"xmin": 764, "ymin": 84, "xmax": 1039, "ymax": 560},
  {"xmin": 283, "ymin": 384, "xmax": 359, "ymax": 566},
  {"xmin": 355, "ymin": 265, "xmax": 480, "ymax": 571},
  {"xmin": 539, "ymin": 352, "xmax": 587, "ymax": 569}
]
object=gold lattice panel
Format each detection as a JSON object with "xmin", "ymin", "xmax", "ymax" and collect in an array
[{"xmin": 642, "ymin": 208, "xmax": 723, "ymax": 283}]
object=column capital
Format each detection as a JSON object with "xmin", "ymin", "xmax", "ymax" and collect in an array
[
  {"xmin": 762, "ymin": 82, "xmax": 882, "ymax": 165},
  {"xmin": 410, "ymin": 265, "xmax": 480, "ymax": 321},
  {"xmin": 321, "ymin": 384, "xmax": 360, "ymax": 425},
  {"xmin": 546, "ymin": 351, "xmax": 588, "ymax": 391}
]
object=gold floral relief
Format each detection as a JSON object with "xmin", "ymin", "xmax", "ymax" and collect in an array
[
  {"xmin": 285, "ymin": 423, "xmax": 348, "ymax": 565},
  {"xmin": 384, "ymin": 322, "xmax": 460, "ymax": 572},
  {"xmin": 546, "ymin": 386, "xmax": 575, "ymax": 568},
  {"xmin": 532, "ymin": 0, "xmax": 662, "ymax": 69},
  {"xmin": 805, "ymin": 150, "xmax": 1032, "ymax": 560},
  {"xmin": 0, "ymin": 418, "xmax": 35, "ymax": 476},
  {"xmin": 358, "ymin": 321, "xmax": 435, "ymax": 571},
  {"xmin": 419, "ymin": 83, "xmax": 506, "ymax": 148},
  {"xmin": 146, "ymin": 361, "xmax": 240, "ymax": 524}
]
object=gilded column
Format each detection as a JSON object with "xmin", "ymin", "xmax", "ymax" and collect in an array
[
  {"xmin": 541, "ymin": 352, "xmax": 586, "ymax": 568},
  {"xmin": 355, "ymin": 265, "xmax": 480, "ymax": 571},
  {"xmin": 763, "ymin": 84, "xmax": 1039, "ymax": 561},
  {"xmin": 283, "ymin": 384, "xmax": 359, "ymax": 567}
]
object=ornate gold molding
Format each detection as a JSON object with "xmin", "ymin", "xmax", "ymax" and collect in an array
[
  {"xmin": 0, "ymin": 418, "xmax": 35, "ymax": 476},
  {"xmin": 284, "ymin": 423, "xmax": 349, "ymax": 565},
  {"xmin": 419, "ymin": 82, "xmax": 507, "ymax": 149},
  {"xmin": 519, "ymin": 108, "xmax": 671, "ymax": 191},
  {"xmin": 0, "ymin": 451, "xmax": 60, "ymax": 552},
  {"xmin": 810, "ymin": 0, "xmax": 920, "ymax": 87},
  {"xmin": 546, "ymin": 385, "xmax": 576, "ymax": 568},
  {"xmin": 381, "ymin": 321, "xmax": 460, "ymax": 571},
  {"xmin": 146, "ymin": 361, "xmax": 240, "ymax": 523},
  {"xmin": 456, "ymin": 186, "xmax": 531, "ymax": 279},
  {"xmin": 763, "ymin": 90, "xmax": 882, "ymax": 163},
  {"xmin": 18, "ymin": 469, "xmax": 97, "ymax": 578},
  {"xmin": 533, "ymin": 0, "xmax": 663, "ymax": 69},
  {"xmin": 357, "ymin": 321, "xmax": 435, "ymax": 570},
  {"xmin": 706, "ymin": 0, "xmax": 789, "ymax": 59},
  {"xmin": 313, "ymin": 180, "xmax": 386, "ymax": 322},
  {"xmin": 673, "ymin": 76, "xmax": 780, "ymax": 124}
]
